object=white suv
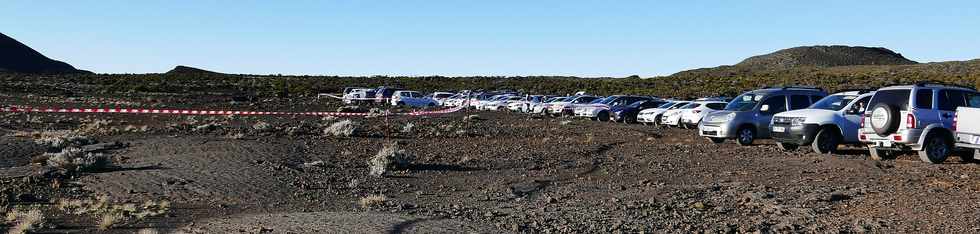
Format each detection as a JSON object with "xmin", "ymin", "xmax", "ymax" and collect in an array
[
  {"xmin": 771, "ymin": 90, "xmax": 874, "ymax": 154},
  {"xmin": 859, "ymin": 83, "xmax": 979, "ymax": 163}
]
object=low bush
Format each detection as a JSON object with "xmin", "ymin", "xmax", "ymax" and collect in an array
[
  {"xmin": 45, "ymin": 147, "xmax": 112, "ymax": 172},
  {"xmin": 368, "ymin": 142, "xmax": 413, "ymax": 177},
  {"xmin": 324, "ymin": 120, "xmax": 358, "ymax": 137}
]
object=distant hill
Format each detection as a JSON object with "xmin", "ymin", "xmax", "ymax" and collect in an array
[
  {"xmin": 672, "ymin": 45, "xmax": 919, "ymax": 77},
  {"xmin": 165, "ymin": 65, "xmax": 223, "ymax": 75},
  {"xmin": 0, "ymin": 32, "xmax": 89, "ymax": 74},
  {"xmin": 736, "ymin": 45, "xmax": 917, "ymax": 69}
]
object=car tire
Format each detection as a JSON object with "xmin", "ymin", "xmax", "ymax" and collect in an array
[
  {"xmin": 624, "ymin": 114, "xmax": 637, "ymax": 124},
  {"xmin": 397, "ymin": 101, "xmax": 405, "ymax": 106},
  {"xmin": 777, "ymin": 142, "xmax": 798, "ymax": 151},
  {"xmin": 597, "ymin": 111, "xmax": 610, "ymax": 122},
  {"xmin": 811, "ymin": 128, "xmax": 841, "ymax": 154},
  {"xmin": 735, "ymin": 127, "xmax": 755, "ymax": 146},
  {"xmin": 868, "ymin": 147, "xmax": 890, "ymax": 160},
  {"xmin": 652, "ymin": 115, "xmax": 663, "ymax": 127},
  {"xmin": 708, "ymin": 137, "xmax": 725, "ymax": 144},
  {"xmin": 963, "ymin": 149, "xmax": 980, "ymax": 163},
  {"xmin": 918, "ymin": 132, "xmax": 952, "ymax": 164}
]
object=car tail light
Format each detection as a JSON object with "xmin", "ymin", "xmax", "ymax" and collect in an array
[
  {"xmin": 893, "ymin": 135, "xmax": 903, "ymax": 141},
  {"xmin": 906, "ymin": 113, "xmax": 916, "ymax": 129},
  {"xmin": 953, "ymin": 112, "xmax": 958, "ymax": 131},
  {"xmin": 860, "ymin": 114, "xmax": 865, "ymax": 128},
  {"xmin": 859, "ymin": 134, "xmax": 867, "ymax": 141}
]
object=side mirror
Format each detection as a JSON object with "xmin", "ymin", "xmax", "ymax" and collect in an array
[{"xmin": 760, "ymin": 105, "xmax": 770, "ymax": 112}]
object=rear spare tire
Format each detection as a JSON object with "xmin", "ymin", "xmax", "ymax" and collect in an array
[{"xmin": 869, "ymin": 103, "xmax": 900, "ymax": 136}]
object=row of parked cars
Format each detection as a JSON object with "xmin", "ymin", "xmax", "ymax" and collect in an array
[
  {"xmin": 340, "ymin": 83, "xmax": 980, "ymax": 164},
  {"xmin": 699, "ymin": 83, "xmax": 980, "ymax": 164},
  {"xmin": 447, "ymin": 83, "xmax": 980, "ymax": 164}
]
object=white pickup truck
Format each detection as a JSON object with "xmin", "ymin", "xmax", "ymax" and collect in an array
[{"xmin": 955, "ymin": 106, "xmax": 980, "ymax": 154}]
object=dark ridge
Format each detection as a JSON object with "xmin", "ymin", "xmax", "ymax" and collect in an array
[
  {"xmin": 165, "ymin": 65, "xmax": 224, "ymax": 75},
  {"xmin": 736, "ymin": 45, "xmax": 918, "ymax": 69},
  {"xmin": 0, "ymin": 32, "xmax": 89, "ymax": 74}
]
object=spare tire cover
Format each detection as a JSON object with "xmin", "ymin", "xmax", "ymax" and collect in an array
[{"xmin": 870, "ymin": 103, "xmax": 900, "ymax": 136}]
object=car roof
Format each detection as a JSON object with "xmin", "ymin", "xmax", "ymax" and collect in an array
[{"xmin": 879, "ymin": 84, "xmax": 977, "ymax": 92}]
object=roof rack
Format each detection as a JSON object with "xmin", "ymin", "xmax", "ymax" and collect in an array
[
  {"xmin": 761, "ymin": 86, "xmax": 825, "ymax": 91},
  {"xmin": 833, "ymin": 88, "xmax": 874, "ymax": 94},
  {"xmin": 914, "ymin": 81, "xmax": 977, "ymax": 91}
]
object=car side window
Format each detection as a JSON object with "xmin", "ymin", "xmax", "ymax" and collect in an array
[
  {"xmin": 790, "ymin": 95, "xmax": 811, "ymax": 110},
  {"xmin": 968, "ymin": 92, "xmax": 980, "ymax": 107},
  {"xmin": 938, "ymin": 90, "xmax": 967, "ymax": 111},
  {"xmin": 849, "ymin": 96, "xmax": 872, "ymax": 114},
  {"xmin": 760, "ymin": 95, "xmax": 786, "ymax": 114},
  {"xmin": 810, "ymin": 95, "xmax": 825, "ymax": 104},
  {"xmin": 915, "ymin": 89, "xmax": 933, "ymax": 109}
]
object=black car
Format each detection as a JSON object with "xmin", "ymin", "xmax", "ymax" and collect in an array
[{"xmin": 613, "ymin": 99, "xmax": 668, "ymax": 123}]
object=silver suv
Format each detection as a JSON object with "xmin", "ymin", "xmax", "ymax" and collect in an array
[
  {"xmin": 699, "ymin": 87, "xmax": 828, "ymax": 146},
  {"xmin": 859, "ymin": 83, "xmax": 979, "ymax": 163}
]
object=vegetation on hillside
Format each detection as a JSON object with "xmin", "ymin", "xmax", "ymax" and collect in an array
[{"xmin": 2, "ymin": 59, "xmax": 978, "ymax": 99}]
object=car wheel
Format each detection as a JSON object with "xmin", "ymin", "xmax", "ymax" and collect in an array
[
  {"xmin": 736, "ymin": 127, "xmax": 755, "ymax": 146},
  {"xmin": 652, "ymin": 115, "xmax": 663, "ymax": 127},
  {"xmin": 918, "ymin": 133, "xmax": 952, "ymax": 164},
  {"xmin": 777, "ymin": 142, "xmax": 798, "ymax": 151},
  {"xmin": 708, "ymin": 137, "xmax": 725, "ymax": 144},
  {"xmin": 811, "ymin": 128, "xmax": 841, "ymax": 154},
  {"xmin": 963, "ymin": 149, "xmax": 980, "ymax": 163},
  {"xmin": 597, "ymin": 111, "xmax": 610, "ymax": 122},
  {"xmin": 868, "ymin": 147, "xmax": 890, "ymax": 160},
  {"xmin": 625, "ymin": 115, "xmax": 637, "ymax": 124},
  {"xmin": 397, "ymin": 101, "xmax": 405, "ymax": 106}
]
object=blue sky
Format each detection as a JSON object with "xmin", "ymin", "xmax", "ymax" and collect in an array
[{"xmin": 2, "ymin": 1, "xmax": 978, "ymax": 76}]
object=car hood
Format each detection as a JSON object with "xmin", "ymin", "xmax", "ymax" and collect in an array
[
  {"xmin": 639, "ymin": 108, "xmax": 667, "ymax": 114},
  {"xmin": 774, "ymin": 109, "xmax": 838, "ymax": 120}
]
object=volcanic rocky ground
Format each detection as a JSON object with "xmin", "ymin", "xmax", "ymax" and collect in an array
[{"xmin": 2, "ymin": 94, "xmax": 980, "ymax": 233}]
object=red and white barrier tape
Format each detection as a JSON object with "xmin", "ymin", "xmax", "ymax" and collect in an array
[{"xmin": 0, "ymin": 105, "xmax": 465, "ymax": 117}]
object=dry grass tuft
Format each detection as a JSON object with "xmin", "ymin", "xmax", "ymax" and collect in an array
[
  {"xmin": 6, "ymin": 208, "xmax": 44, "ymax": 234},
  {"xmin": 98, "ymin": 212, "xmax": 123, "ymax": 230},
  {"xmin": 137, "ymin": 228, "xmax": 160, "ymax": 234},
  {"xmin": 463, "ymin": 114, "xmax": 481, "ymax": 121},
  {"xmin": 45, "ymin": 147, "xmax": 112, "ymax": 172},
  {"xmin": 324, "ymin": 120, "xmax": 358, "ymax": 137},
  {"xmin": 252, "ymin": 121, "xmax": 273, "ymax": 132},
  {"xmin": 401, "ymin": 122, "xmax": 415, "ymax": 133},
  {"xmin": 359, "ymin": 194, "xmax": 387, "ymax": 208},
  {"xmin": 368, "ymin": 142, "xmax": 414, "ymax": 177}
]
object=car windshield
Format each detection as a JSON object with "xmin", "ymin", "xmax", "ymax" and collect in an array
[
  {"xmin": 572, "ymin": 97, "xmax": 598, "ymax": 104},
  {"xmin": 725, "ymin": 93, "xmax": 765, "ymax": 111},
  {"xmin": 669, "ymin": 102, "xmax": 690, "ymax": 109},
  {"xmin": 656, "ymin": 102, "xmax": 675, "ymax": 108},
  {"xmin": 678, "ymin": 103, "xmax": 698, "ymax": 109},
  {"xmin": 434, "ymin": 93, "xmax": 453, "ymax": 98},
  {"xmin": 627, "ymin": 100, "xmax": 648, "ymax": 108},
  {"xmin": 809, "ymin": 95, "xmax": 856, "ymax": 111},
  {"xmin": 597, "ymin": 97, "xmax": 621, "ymax": 105}
]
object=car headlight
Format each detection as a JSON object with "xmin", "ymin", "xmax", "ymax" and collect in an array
[
  {"xmin": 790, "ymin": 117, "xmax": 806, "ymax": 126},
  {"xmin": 710, "ymin": 113, "xmax": 736, "ymax": 122}
]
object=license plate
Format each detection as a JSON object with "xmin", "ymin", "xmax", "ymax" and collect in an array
[
  {"xmin": 772, "ymin": 126, "xmax": 786, "ymax": 133},
  {"xmin": 702, "ymin": 126, "xmax": 719, "ymax": 132},
  {"xmin": 876, "ymin": 141, "xmax": 893, "ymax": 147}
]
